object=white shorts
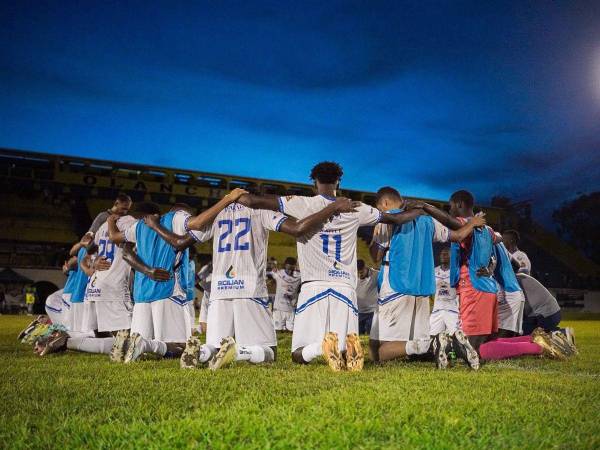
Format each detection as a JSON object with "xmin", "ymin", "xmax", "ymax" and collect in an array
[
  {"xmin": 45, "ymin": 290, "xmax": 67, "ymax": 328},
  {"xmin": 497, "ymin": 289, "xmax": 525, "ymax": 334},
  {"xmin": 429, "ymin": 309, "xmax": 459, "ymax": 335},
  {"xmin": 187, "ymin": 302, "xmax": 196, "ymax": 326},
  {"xmin": 83, "ymin": 300, "xmax": 133, "ymax": 333},
  {"xmin": 206, "ymin": 298, "xmax": 276, "ymax": 348},
  {"xmin": 370, "ymin": 294, "xmax": 430, "ymax": 342},
  {"xmin": 70, "ymin": 302, "xmax": 87, "ymax": 333},
  {"xmin": 273, "ymin": 310, "xmax": 294, "ymax": 331},
  {"xmin": 291, "ymin": 283, "xmax": 358, "ymax": 352},
  {"xmin": 130, "ymin": 297, "xmax": 192, "ymax": 343}
]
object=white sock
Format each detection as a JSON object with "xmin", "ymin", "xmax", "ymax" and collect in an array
[
  {"xmin": 198, "ymin": 344, "xmax": 216, "ymax": 363},
  {"xmin": 405, "ymin": 339, "xmax": 431, "ymax": 355},
  {"xmin": 67, "ymin": 337, "xmax": 114, "ymax": 354},
  {"xmin": 141, "ymin": 338, "xmax": 167, "ymax": 356},
  {"xmin": 301, "ymin": 342, "xmax": 322, "ymax": 362},
  {"xmin": 236, "ymin": 345, "xmax": 274, "ymax": 364}
]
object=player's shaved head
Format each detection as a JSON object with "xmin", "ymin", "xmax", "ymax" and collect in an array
[
  {"xmin": 310, "ymin": 161, "xmax": 343, "ymax": 184},
  {"xmin": 170, "ymin": 203, "xmax": 194, "ymax": 215},
  {"xmin": 112, "ymin": 192, "xmax": 133, "ymax": 215},
  {"xmin": 503, "ymin": 229, "xmax": 520, "ymax": 242},
  {"xmin": 375, "ymin": 187, "xmax": 402, "ymax": 204},
  {"xmin": 449, "ymin": 190, "xmax": 474, "ymax": 217},
  {"xmin": 284, "ymin": 257, "xmax": 297, "ymax": 266},
  {"xmin": 375, "ymin": 186, "xmax": 403, "ymax": 211},
  {"xmin": 133, "ymin": 202, "xmax": 161, "ymax": 216},
  {"xmin": 449, "ymin": 190, "xmax": 474, "ymax": 208}
]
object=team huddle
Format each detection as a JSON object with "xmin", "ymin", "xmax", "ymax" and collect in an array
[{"xmin": 19, "ymin": 161, "xmax": 577, "ymax": 371}]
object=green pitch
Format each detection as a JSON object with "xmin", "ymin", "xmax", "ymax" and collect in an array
[{"xmin": 1, "ymin": 315, "xmax": 599, "ymax": 449}]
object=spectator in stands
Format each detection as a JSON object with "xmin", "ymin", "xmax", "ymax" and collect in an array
[
  {"xmin": 87, "ymin": 193, "xmax": 133, "ymax": 236},
  {"xmin": 0, "ymin": 287, "xmax": 5, "ymax": 314},
  {"xmin": 356, "ymin": 259, "xmax": 378, "ymax": 335},
  {"xmin": 502, "ymin": 229, "xmax": 531, "ymax": 274}
]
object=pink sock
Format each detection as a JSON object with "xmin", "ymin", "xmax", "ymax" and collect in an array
[
  {"xmin": 479, "ymin": 340, "xmax": 542, "ymax": 360},
  {"xmin": 495, "ymin": 336, "xmax": 531, "ymax": 343}
]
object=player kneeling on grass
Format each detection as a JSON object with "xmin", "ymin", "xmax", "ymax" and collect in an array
[
  {"xmin": 438, "ymin": 190, "xmax": 574, "ymax": 363},
  {"xmin": 34, "ymin": 204, "xmax": 171, "ymax": 358},
  {"xmin": 143, "ymin": 188, "xmax": 357, "ymax": 370},
  {"xmin": 106, "ymin": 191, "xmax": 252, "ymax": 363},
  {"xmin": 368, "ymin": 187, "xmax": 486, "ymax": 370},
  {"xmin": 237, "ymin": 162, "xmax": 433, "ymax": 372}
]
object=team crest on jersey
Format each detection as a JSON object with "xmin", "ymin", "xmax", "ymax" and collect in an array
[
  {"xmin": 218, "ymin": 265, "xmax": 245, "ymax": 291},
  {"xmin": 225, "ymin": 265, "xmax": 236, "ymax": 279},
  {"xmin": 328, "ymin": 260, "xmax": 351, "ymax": 280}
]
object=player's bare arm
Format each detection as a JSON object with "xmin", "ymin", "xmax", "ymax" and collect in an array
[
  {"xmin": 369, "ymin": 241, "xmax": 387, "ymax": 264},
  {"xmin": 121, "ymin": 242, "xmax": 171, "ymax": 282},
  {"xmin": 186, "ymin": 188, "xmax": 249, "ymax": 230},
  {"xmin": 106, "ymin": 214, "xmax": 126, "ymax": 244},
  {"xmin": 236, "ymin": 193, "xmax": 280, "ymax": 212},
  {"xmin": 422, "ymin": 203, "xmax": 464, "ymax": 230},
  {"xmin": 379, "ymin": 207, "xmax": 425, "ymax": 225},
  {"xmin": 143, "ymin": 214, "xmax": 196, "ymax": 251},
  {"xmin": 448, "ymin": 214, "xmax": 487, "ymax": 242},
  {"xmin": 278, "ymin": 197, "xmax": 358, "ymax": 238},
  {"xmin": 80, "ymin": 254, "xmax": 96, "ymax": 277},
  {"xmin": 69, "ymin": 234, "xmax": 93, "ymax": 256}
]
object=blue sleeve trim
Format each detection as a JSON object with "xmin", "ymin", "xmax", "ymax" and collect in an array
[
  {"xmin": 278, "ymin": 197, "xmax": 285, "ymax": 213},
  {"xmin": 274, "ymin": 216, "xmax": 287, "ymax": 232}
]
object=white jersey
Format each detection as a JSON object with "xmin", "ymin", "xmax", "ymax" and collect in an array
[
  {"xmin": 372, "ymin": 218, "xmax": 450, "ymax": 297},
  {"xmin": 271, "ymin": 269, "xmax": 301, "ymax": 312},
  {"xmin": 124, "ymin": 210, "xmax": 190, "ymax": 298},
  {"xmin": 86, "ymin": 215, "xmax": 137, "ymax": 302},
  {"xmin": 356, "ymin": 268, "xmax": 378, "ymax": 313},
  {"xmin": 189, "ymin": 203, "xmax": 287, "ymax": 300},
  {"xmin": 278, "ymin": 195, "xmax": 381, "ymax": 288},
  {"xmin": 432, "ymin": 266, "xmax": 458, "ymax": 312},
  {"xmin": 509, "ymin": 249, "xmax": 531, "ymax": 274}
]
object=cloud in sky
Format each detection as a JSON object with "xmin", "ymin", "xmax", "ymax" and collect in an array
[{"xmin": 1, "ymin": 0, "xmax": 599, "ymax": 223}]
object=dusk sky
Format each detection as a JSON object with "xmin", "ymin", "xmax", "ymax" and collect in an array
[{"xmin": 1, "ymin": 1, "xmax": 599, "ymax": 222}]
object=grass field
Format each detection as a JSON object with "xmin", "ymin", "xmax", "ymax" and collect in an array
[{"xmin": 0, "ymin": 315, "xmax": 599, "ymax": 449}]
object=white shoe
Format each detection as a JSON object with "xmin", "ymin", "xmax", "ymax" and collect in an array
[{"xmin": 124, "ymin": 333, "xmax": 144, "ymax": 363}]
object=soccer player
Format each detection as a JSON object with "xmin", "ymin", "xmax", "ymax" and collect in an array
[
  {"xmin": 502, "ymin": 229, "xmax": 531, "ymax": 274},
  {"xmin": 87, "ymin": 193, "xmax": 132, "ymax": 237},
  {"xmin": 106, "ymin": 194, "xmax": 242, "ymax": 363},
  {"xmin": 494, "ymin": 242, "xmax": 526, "ymax": 337},
  {"xmin": 429, "ymin": 248, "xmax": 459, "ymax": 336},
  {"xmin": 517, "ymin": 268, "xmax": 563, "ymax": 334},
  {"xmin": 268, "ymin": 257, "xmax": 301, "ymax": 332},
  {"xmin": 356, "ymin": 260, "xmax": 377, "ymax": 335},
  {"xmin": 420, "ymin": 190, "xmax": 501, "ymax": 353},
  {"xmin": 421, "ymin": 191, "xmax": 567, "ymax": 362},
  {"xmin": 237, "ymin": 162, "xmax": 425, "ymax": 372},
  {"xmin": 368, "ymin": 187, "xmax": 485, "ymax": 370},
  {"xmin": 145, "ymin": 191, "xmax": 357, "ymax": 370}
]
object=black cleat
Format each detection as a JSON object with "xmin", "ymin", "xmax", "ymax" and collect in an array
[{"xmin": 452, "ymin": 330, "xmax": 480, "ymax": 370}]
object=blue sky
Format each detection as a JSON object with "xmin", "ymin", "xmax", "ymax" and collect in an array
[{"xmin": 1, "ymin": 1, "xmax": 599, "ymax": 222}]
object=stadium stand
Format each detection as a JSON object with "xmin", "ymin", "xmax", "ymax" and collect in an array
[{"xmin": 1, "ymin": 147, "xmax": 598, "ymax": 297}]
